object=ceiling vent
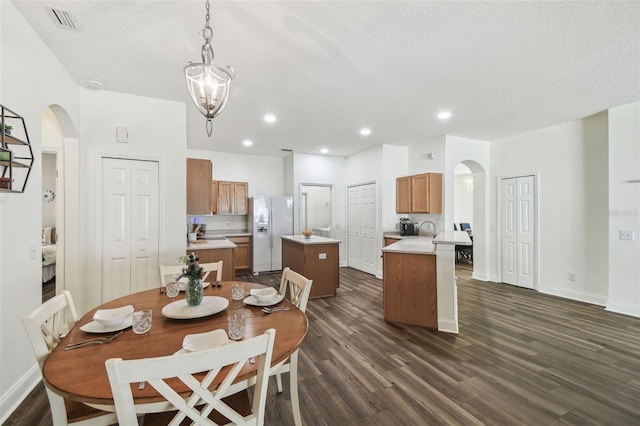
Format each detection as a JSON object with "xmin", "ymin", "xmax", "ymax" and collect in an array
[{"xmin": 45, "ymin": 6, "xmax": 80, "ymax": 31}]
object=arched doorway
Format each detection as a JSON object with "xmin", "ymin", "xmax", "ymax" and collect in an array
[{"xmin": 41, "ymin": 105, "xmax": 81, "ymax": 305}]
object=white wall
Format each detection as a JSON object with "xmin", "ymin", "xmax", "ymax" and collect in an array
[
  {"xmin": 0, "ymin": 1, "xmax": 81, "ymax": 420},
  {"xmin": 41, "ymin": 154, "xmax": 57, "ymax": 227},
  {"xmin": 79, "ymin": 89, "xmax": 187, "ymax": 312},
  {"xmin": 490, "ymin": 112, "xmax": 610, "ymax": 304},
  {"xmin": 607, "ymin": 102, "xmax": 640, "ymax": 316},
  {"xmin": 454, "ymin": 171, "xmax": 474, "ymax": 229}
]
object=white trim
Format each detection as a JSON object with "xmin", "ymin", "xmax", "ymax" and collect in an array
[
  {"xmin": 0, "ymin": 365, "xmax": 41, "ymax": 424},
  {"xmin": 606, "ymin": 301, "xmax": 640, "ymax": 318},
  {"xmin": 538, "ymin": 284, "xmax": 608, "ymax": 307},
  {"xmin": 437, "ymin": 318, "xmax": 459, "ymax": 334},
  {"xmin": 346, "ymin": 181, "xmax": 378, "ymax": 276}
]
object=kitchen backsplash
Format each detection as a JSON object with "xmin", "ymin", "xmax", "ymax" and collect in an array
[{"xmin": 187, "ymin": 215, "xmax": 248, "ymax": 232}]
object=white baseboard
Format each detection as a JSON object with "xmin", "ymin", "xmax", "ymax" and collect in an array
[
  {"xmin": 606, "ymin": 301, "xmax": 640, "ymax": 318},
  {"xmin": 538, "ymin": 284, "xmax": 608, "ymax": 306},
  {"xmin": 471, "ymin": 272, "xmax": 489, "ymax": 281},
  {"xmin": 0, "ymin": 365, "xmax": 41, "ymax": 424},
  {"xmin": 438, "ymin": 318, "xmax": 459, "ymax": 334}
]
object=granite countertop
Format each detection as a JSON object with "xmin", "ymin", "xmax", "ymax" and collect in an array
[
  {"xmin": 281, "ymin": 235, "xmax": 342, "ymax": 245},
  {"xmin": 382, "ymin": 235, "xmax": 436, "ymax": 255}
]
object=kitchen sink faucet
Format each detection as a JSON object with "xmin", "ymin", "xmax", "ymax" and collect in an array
[{"xmin": 419, "ymin": 221, "xmax": 437, "ymax": 236}]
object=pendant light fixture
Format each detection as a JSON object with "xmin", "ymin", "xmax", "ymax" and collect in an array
[{"xmin": 184, "ymin": 0, "xmax": 235, "ymax": 137}]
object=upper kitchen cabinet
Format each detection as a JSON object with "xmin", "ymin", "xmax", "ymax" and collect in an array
[
  {"xmin": 396, "ymin": 172, "xmax": 442, "ymax": 214},
  {"xmin": 396, "ymin": 176, "xmax": 412, "ymax": 213},
  {"xmin": 213, "ymin": 181, "xmax": 248, "ymax": 215},
  {"xmin": 187, "ymin": 158, "xmax": 212, "ymax": 214}
]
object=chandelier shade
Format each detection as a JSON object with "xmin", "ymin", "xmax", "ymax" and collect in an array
[{"xmin": 184, "ymin": 0, "xmax": 234, "ymax": 137}]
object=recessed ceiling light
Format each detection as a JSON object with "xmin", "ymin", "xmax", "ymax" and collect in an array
[
  {"xmin": 264, "ymin": 114, "xmax": 277, "ymax": 123},
  {"xmin": 243, "ymin": 139, "xmax": 253, "ymax": 147},
  {"xmin": 437, "ymin": 111, "xmax": 451, "ymax": 120},
  {"xmin": 359, "ymin": 128, "xmax": 371, "ymax": 136},
  {"xmin": 320, "ymin": 148, "xmax": 328, "ymax": 154}
]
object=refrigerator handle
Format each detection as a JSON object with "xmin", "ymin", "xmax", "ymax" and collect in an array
[{"xmin": 270, "ymin": 206, "xmax": 274, "ymax": 249}]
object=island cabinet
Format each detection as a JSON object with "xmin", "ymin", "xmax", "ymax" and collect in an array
[
  {"xmin": 383, "ymin": 251, "xmax": 437, "ymax": 329},
  {"xmin": 212, "ymin": 180, "xmax": 248, "ymax": 215},
  {"xmin": 281, "ymin": 235, "xmax": 340, "ymax": 298},
  {"xmin": 395, "ymin": 172, "xmax": 442, "ymax": 214},
  {"xmin": 187, "ymin": 158, "xmax": 212, "ymax": 214},
  {"xmin": 188, "ymin": 248, "xmax": 234, "ymax": 281}
]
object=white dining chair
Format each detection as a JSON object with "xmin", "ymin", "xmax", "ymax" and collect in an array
[
  {"xmin": 274, "ymin": 267, "xmax": 313, "ymax": 426},
  {"xmin": 105, "ymin": 329, "xmax": 276, "ymax": 426},
  {"xmin": 21, "ymin": 290, "xmax": 118, "ymax": 426},
  {"xmin": 159, "ymin": 261, "xmax": 223, "ymax": 286}
]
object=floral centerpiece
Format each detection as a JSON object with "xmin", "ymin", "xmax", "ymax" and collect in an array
[{"xmin": 178, "ymin": 252, "xmax": 205, "ymax": 306}]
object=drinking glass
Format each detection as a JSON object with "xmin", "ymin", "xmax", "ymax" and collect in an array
[
  {"xmin": 231, "ymin": 283, "xmax": 245, "ymax": 301},
  {"xmin": 228, "ymin": 314, "xmax": 245, "ymax": 340},
  {"xmin": 166, "ymin": 281, "xmax": 180, "ymax": 298},
  {"xmin": 132, "ymin": 309, "xmax": 152, "ymax": 334}
]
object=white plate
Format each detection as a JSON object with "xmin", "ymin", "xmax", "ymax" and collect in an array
[
  {"xmin": 182, "ymin": 329, "xmax": 229, "ymax": 352},
  {"xmin": 243, "ymin": 293, "xmax": 285, "ymax": 307},
  {"xmin": 177, "ymin": 281, "xmax": 211, "ymax": 292},
  {"xmin": 162, "ymin": 296, "xmax": 229, "ymax": 319},
  {"xmin": 80, "ymin": 316, "xmax": 133, "ymax": 333}
]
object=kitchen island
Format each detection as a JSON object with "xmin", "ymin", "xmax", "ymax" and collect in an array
[
  {"xmin": 281, "ymin": 235, "xmax": 341, "ymax": 298},
  {"xmin": 382, "ymin": 231, "xmax": 471, "ymax": 333}
]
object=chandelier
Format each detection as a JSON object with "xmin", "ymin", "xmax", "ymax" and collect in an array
[{"xmin": 184, "ymin": 0, "xmax": 235, "ymax": 137}]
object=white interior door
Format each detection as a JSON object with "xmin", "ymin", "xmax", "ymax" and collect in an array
[
  {"xmin": 501, "ymin": 176, "xmax": 535, "ymax": 289},
  {"xmin": 348, "ymin": 183, "xmax": 377, "ymax": 275},
  {"xmin": 360, "ymin": 184, "xmax": 377, "ymax": 275},
  {"xmin": 102, "ymin": 158, "xmax": 159, "ymax": 302},
  {"xmin": 347, "ymin": 186, "xmax": 362, "ymax": 270}
]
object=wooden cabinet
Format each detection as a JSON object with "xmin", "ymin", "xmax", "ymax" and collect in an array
[
  {"xmin": 384, "ymin": 236, "xmax": 401, "ymax": 247},
  {"xmin": 227, "ymin": 236, "xmax": 252, "ymax": 273},
  {"xmin": 212, "ymin": 181, "xmax": 248, "ymax": 215},
  {"xmin": 186, "ymin": 158, "xmax": 212, "ymax": 214},
  {"xmin": 395, "ymin": 172, "xmax": 442, "ymax": 214},
  {"xmin": 188, "ymin": 248, "xmax": 234, "ymax": 281},
  {"xmin": 383, "ymin": 251, "xmax": 437, "ymax": 328},
  {"xmin": 396, "ymin": 176, "xmax": 412, "ymax": 213},
  {"xmin": 411, "ymin": 173, "xmax": 442, "ymax": 213}
]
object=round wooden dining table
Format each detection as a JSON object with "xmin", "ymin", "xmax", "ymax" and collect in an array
[{"xmin": 42, "ymin": 281, "xmax": 308, "ymax": 406}]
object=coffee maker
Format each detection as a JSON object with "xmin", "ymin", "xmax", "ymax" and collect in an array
[{"xmin": 400, "ymin": 220, "xmax": 417, "ymax": 236}]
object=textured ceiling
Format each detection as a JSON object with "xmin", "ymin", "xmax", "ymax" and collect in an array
[{"xmin": 11, "ymin": 0, "xmax": 640, "ymax": 157}]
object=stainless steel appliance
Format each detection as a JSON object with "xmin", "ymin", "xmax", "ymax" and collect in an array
[
  {"xmin": 400, "ymin": 222, "xmax": 418, "ymax": 236},
  {"xmin": 249, "ymin": 195, "xmax": 294, "ymax": 273}
]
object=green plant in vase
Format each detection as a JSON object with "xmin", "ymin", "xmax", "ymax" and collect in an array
[
  {"xmin": 178, "ymin": 252, "xmax": 205, "ymax": 306},
  {"xmin": 3, "ymin": 124, "xmax": 12, "ymax": 135}
]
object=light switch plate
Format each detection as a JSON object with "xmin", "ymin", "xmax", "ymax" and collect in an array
[
  {"xmin": 619, "ymin": 230, "xmax": 634, "ymax": 240},
  {"xmin": 318, "ymin": 253, "xmax": 327, "ymax": 259},
  {"xmin": 116, "ymin": 127, "xmax": 128, "ymax": 143}
]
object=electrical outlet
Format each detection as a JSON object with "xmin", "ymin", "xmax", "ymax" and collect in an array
[
  {"xmin": 619, "ymin": 230, "xmax": 634, "ymax": 241},
  {"xmin": 568, "ymin": 272, "xmax": 576, "ymax": 281},
  {"xmin": 318, "ymin": 253, "xmax": 326, "ymax": 260}
]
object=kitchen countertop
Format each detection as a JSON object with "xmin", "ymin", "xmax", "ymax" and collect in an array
[
  {"xmin": 433, "ymin": 231, "xmax": 472, "ymax": 246},
  {"xmin": 187, "ymin": 239, "xmax": 237, "ymax": 250},
  {"xmin": 281, "ymin": 235, "xmax": 342, "ymax": 245},
  {"xmin": 382, "ymin": 235, "xmax": 436, "ymax": 255}
]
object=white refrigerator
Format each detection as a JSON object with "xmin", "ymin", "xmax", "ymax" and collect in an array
[{"xmin": 250, "ymin": 195, "xmax": 294, "ymax": 274}]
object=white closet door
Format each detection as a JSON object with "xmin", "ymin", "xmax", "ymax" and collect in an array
[
  {"xmin": 131, "ymin": 161, "xmax": 159, "ymax": 294},
  {"xmin": 501, "ymin": 176, "xmax": 535, "ymax": 289},
  {"xmin": 347, "ymin": 186, "xmax": 362, "ymax": 270},
  {"xmin": 501, "ymin": 178, "xmax": 518, "ymax": 285},
  {"xmin": 517, "ymin": 176, "xmax": 534, "ymax": 289},
  {"xmin": 102, "ymin": 158, "xmax": 159, "ymax": 302},
  {"xmin": 360, "ymin": 183, "xmax": 377, "ymax": 275}
]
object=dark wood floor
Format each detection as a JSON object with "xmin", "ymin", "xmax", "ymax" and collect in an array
[{"xmin": 7, "ymin": 265, "xmax": 640, "ymax": 425}]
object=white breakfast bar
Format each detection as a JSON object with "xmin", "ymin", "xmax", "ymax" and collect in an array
[{"xmin": 382, "ymin": 231, "xmax": 472, "ymax": 333}]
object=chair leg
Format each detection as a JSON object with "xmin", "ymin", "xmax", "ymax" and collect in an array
[
  {"xmin": 289, "ymin": 351, "xmax": 302, "ymax": 426},
  {"xmin": 276, "ymin": 372, "xmax": 284, "ymax": 393}
]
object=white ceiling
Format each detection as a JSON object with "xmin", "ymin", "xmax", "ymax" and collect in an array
[{"xmin": 12, "ymin": 0, "xmax": 640, "ymax": 157}]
